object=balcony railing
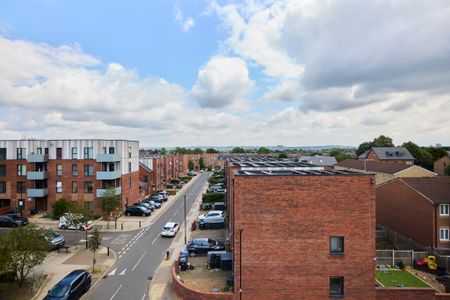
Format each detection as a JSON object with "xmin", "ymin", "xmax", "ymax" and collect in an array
[
  {"xmin": 27, "ymin": 171, "xmax": 48, "ymax": 180},
  {"xmin": 27, "ymin": 188, "xmax": 49, "ymax": 197},
  {"xmin": 96, "ymin": 186, "xmax": 122, "ymax": 197},
  {"xmin": 27, "ymin": 154, "xmax": 48, "ymax": 162},
  {"xmin": 96, "ymin": 170, "xmax": 122, "ymax": 180},
  {"xmin": 96, "ymin": 153, "xmax": 121, "ymax": 162}
]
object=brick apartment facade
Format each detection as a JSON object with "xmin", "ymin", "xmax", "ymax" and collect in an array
[
  {"xmin": 376, "ymin": 177, "xmax": 450, "ymax": 250},
  {"xmin": 0, "ymin": 139, "xmax": 140, "ymax": 216},
  {"xmin": 225, "ymin": 158, "xmax": 376, "ymax": 299}
]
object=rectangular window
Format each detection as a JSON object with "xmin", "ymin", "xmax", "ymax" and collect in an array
[
  {"xmin": 0, "ymin": 165, "xmax": 6, "ymax": 176},
  {"xmin": 0, "ymin": 181, "xmax": 6, "ymax": 193},
  {"xmin": 84, "ymin": 147, "xmax": 93, "ymax": 159},
  {"xmin": 0, "ymin": 199, "xmax": 10, "ymax": 207},
  {"xmin": 109, "ymin": 147, "xmax": 115, "ymax": 154},
  {"xmin": 45, "ymin": 148, "xmax": 49, "ymax": 155},
  {"xmin": 330, "ymin": 277, "xmax": 344, "ymax": 296},
  {"xmin": 128, "ymin": 147, "xmax": 132, "ymax": 158},
  {"xmin": 440, "ymin": 204, "xmax": 449, "ymax": 216},
  {"xmin": 17, "ymin": 164, "xmax": 26, "ymax": 176},
  {"xmin": 330, "ymin": 236, "xmax": 344, "ymax": 254},
  {"xmin": 56, "ymin": 181, "xmax": 63, "ymax": 193},
  {"xmin": 143, "ymin": 175, "xmax": 148, "ymax": 182},
  {"xmin": 84, "ymin": 164, "xmax": 94, "ymax": 176},
  {"xmin": 84, "ymin": 181, "xmax": 93, "ymax": 194},
  {"xmin": 72, "ymin": 147, "xmax": 78, "ymax": 159},
  {"xmin": 128, "ymin": 162, "xmax": 131, "ymax": 173},
  {"xmin": 36, "ymin": 148, "xmax": 42, "ymax": 155},
  {"xmin": 440, "ymin": 228, "xmax": 449, "ymax": 241},
  {"xmin": 56, "ymin": 164, "xmax": 62, "ymax": 176},
  {"xmin": 16, "ymin": 181, "xmax": 26, "ymax": 193},
  {"xmin": 0, "ymin": 148, "xmax": 6, "ymax": 160},
  {"xmin": 17, "ymin": 148, "xmax": 26, "ymax": 159},
  {"xmin": 72, "ymin": 181, "xmax": 78, "ymax": 193},
  {"xmin": 56, "ymin": 147, "xmax": 62, "ymax": 160},
  {"xmin": 72, "ymin": 164, "xmax": 78, "ymax": 176},
  {"xmin": 84, "ymin": 201, "xmax": 93, "ymax": 211}
]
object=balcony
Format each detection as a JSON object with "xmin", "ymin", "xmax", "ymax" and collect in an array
[
  {"xmin": 96, "ymin": 153, "xmax": 121, "ymax": 162},
  {"xmin": 96, "ymin": 186, "xmax": 122, "ymax": 197},
  {"xmin": 27, "ymin": 188, "xmax": 49, "ymax": 197},
  {"xmin": 27, "ymin": 154, "xmax": 48, "ymax": 162},
  {"xmin": 96, "ymin": 170, "xmax": 122, "ymax": 180},
  {"xmin": 27, "ymin": 171, "xmax": 48, "ymax": 180}
]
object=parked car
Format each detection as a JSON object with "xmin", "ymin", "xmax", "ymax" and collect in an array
[
  {"xmin": 161, "ymin": 222, "xmax": 180, "ymax": 237},
  {"xmin": 143, "ymin": 200, "xmax": 161, "ymax": 209},
  {"xmin": 186, "ymin": 238, "xmax": 225, "ymax": 256},
  {"xmin": 149, "ymin": 194, "xmax": 164, "ymax": 203},
  {"xmin": 133, "ymin": 201, "xmax": 154, "ymax": 211},
  {"xmin": 157, "ymin": 190, "xmax": 169, "ymax": 201},
  {"xmin": 44, "ymin": 230, "xmax": 66, "ymax": 250},
  {"xmin": 58, "ymin": 213, "xmax": 93, "ymax": 231},
  {"xmin": 197, "ymin": 210, "xmax": 224, "ymax": 224},
  {"xmin": 44, "ymin": 269, "xmax": 91, "ymax": 300},
  {"xmin": 0, "ymin": 214, "xmax": 28, "ymax": 227},
  {"xmin": 124, "ymin": 205, "xmax": 151, "ymax": 216},
  {"xmin": 187, "ymin": 171, "xmax": 197, "ymax": 176}
]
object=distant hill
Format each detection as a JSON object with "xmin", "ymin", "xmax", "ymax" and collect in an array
[{"xmin": 141, "ymin": 145, "xmax": 354, "ymax": 151}]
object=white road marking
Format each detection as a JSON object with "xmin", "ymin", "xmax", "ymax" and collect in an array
[
  {"xmin": 119, "ymin": 268, "xmax": 127, "ymax": 275},
  {"xmin": 108, "ymin": 268, "xmax": 117, "ymax": 276},
  {"xmin": 141, "ymin": 294, "xmax": 146, "ymax": 300},
  {"xmin": 110, "ymin": 284, "xmax": 122, "ymax": 300},
  {"xmin": 119, "ymin": 255, "xmax": 123, "ymax": 258},
  {"xmin": 152, "ymin": 237, "xmax": 157, "ymax": 245},
  {"xmin": 132, "ymin": 250, "xmax": 147, "ymax": 271}
]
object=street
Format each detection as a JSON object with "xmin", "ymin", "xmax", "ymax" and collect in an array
[{"xmin": 84, "ymin": 172, "xmax": 209, "ymax": 300}]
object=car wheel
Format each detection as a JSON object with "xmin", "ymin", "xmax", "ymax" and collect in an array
[
  {"xmin": 189, "ymin": 251, "xmax": 196, "ymax": 257},
  {"xmin": 142, "ymin": 212, "xmax": 145, "ymax": 216},
  {"xmin": 126, "ymin": 212, "xmax": 131, "ymax": 216},
  {"xmin": 11, "ymin": 223, "xmax": 17, "ymax": 228}
]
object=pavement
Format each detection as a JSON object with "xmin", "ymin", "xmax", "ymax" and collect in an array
[
  {"xmin": 32, "ymin": 245, "xmax": 115, "ymax": 300},
  {"xmin": 148, "ymin": 179, "xmax": 207, "ymax": 300}
]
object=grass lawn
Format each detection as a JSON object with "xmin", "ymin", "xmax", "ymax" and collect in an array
[{"xmin": 376, "ymin": 270, "xmax": 430, "ymax": 288}]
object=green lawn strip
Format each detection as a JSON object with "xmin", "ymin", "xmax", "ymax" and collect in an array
[{"xmin": 376, "ymin": 270, "xmax": 430, "ymax": 288}]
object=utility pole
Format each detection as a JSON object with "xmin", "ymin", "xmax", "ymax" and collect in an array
[{"xmin": 184, "ymin": 194, "xmax": 187, "ymax": 245}]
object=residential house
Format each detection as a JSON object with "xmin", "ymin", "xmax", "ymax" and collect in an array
[
  {"xmin": 434, "ymin": 152, "xmax": 450, "ymax": 176},
  {"xmin": 359, "ymin": 147, "xmax": 415, "ymax": 165}
]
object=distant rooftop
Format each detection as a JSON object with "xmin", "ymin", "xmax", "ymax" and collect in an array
[
  {"xmin": 235, "ymin": 169, "xmax": 368, "ymax": 176},
  {"xmin": 297, "ymin": 155, "xmax": 337, "ymax": 166},
  {"xmin": 336, "ymin": 159, "xmax": 412, "ymax": 174},
  {"xmin": 369, "ymin": 147, "xmax": 414, "ymax": 160}
]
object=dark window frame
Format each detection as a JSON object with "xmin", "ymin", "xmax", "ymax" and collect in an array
[
  {"xmin": 72, "ymin": 164, "xmax": 78, "ymax": 176},
  {"xmin": 330, "ymin": 276, "xmax": 344, "ymax": 297},
  {"xmin": 330, "ymin": 236, "xmax": 344, "ymax": 255},
  {"xmin": 72, "ymin": 181, "xmax": 78, "ymax": 193}
]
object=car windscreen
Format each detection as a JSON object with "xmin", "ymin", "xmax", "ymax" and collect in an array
[
  {"xmin": 163, "ymin": 227, "xmax": 172, "ymax": 230},
  {"xmin": 45, "ymin": 231, "xmax": 58, "ymax": 239},
  {"xmin": 48, "ymin": 284, "xmax": 70, "ymax": 297}
]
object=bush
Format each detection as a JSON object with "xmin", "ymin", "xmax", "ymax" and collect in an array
[
  {"xmin": 51, "ymin": 199, "xmax": 73, "ymax": 220},
  {"xmin": 202, "ymin": 193, "xmax": 225, "ymax": 203},
  {"xmin": 179, "ymin": 176, "xmax": 190, "ymax": 182},
  {"xmin": 170, "ymin": 179, "xmax": 181, "ymax": 185},
  {"xmin": 397, "ymin": 260, "xmax": 405, "ymax": 271},
  {"xmin": 207, "ymin": 165, "xmax": 213, "ymax": 171}
]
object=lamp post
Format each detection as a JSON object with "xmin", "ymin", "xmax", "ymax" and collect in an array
[{"xmin": 184, "ymin": 194, "xmax": 187, "ymax": 245}]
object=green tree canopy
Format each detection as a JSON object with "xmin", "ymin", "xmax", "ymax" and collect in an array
[
  {"xmin": 402, "ymin": 141, "xmax": 434, "ymax": 170},
  {"xmin": 98, "ymin": 187, "xmax": 122, "ymax": 226},
  {"xmin": 199, "ymin": 157, "xmax": 205, "ymax": 169},
  {"xmin": 231, "ymin": 147, "xmax": 246, "ymax": 153},
  {"xmin": 329, "ymin": 149, "xmax": 352, "ymax": 162},
  {"xmin": 356, "ymin": 135, "xmax": 395, "ymax": 156},
  {"xmin": 425, "ymin": 146, "xmax": 448, "ymax": 161},
  {"xmin": 193, "ymin": 148, "xmax": 204, "ymax": 154},
  {"xmin": 257, "ymin": 147, "xmax": 271, "ymax": 154},
  {"xmin": 159, "ymin": 148, "xmax": 167, "ymax": 155},
  {"xmin": 88, "ymin": 227, "xmax": 102, "ymax": 272},
  {"xmin": 277, "ymin": 153, "xmax": 288, "ymax": 159},
  {"xmin": 188, "ymin": 160, "xmax": 194, "ymax": 171},
  {"xmin": 206, "ymin": 148, "xmax": 219, "ymax": 153}
]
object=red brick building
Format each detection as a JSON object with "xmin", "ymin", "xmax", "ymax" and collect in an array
[
  {"xmin": 376, "ymin": 177, "xmax": 450, "ymax": 250},
  {"xmin": 359, "ymin": 147, "xmax": 415, "ymax": 165},
  {"xmin": 226, "ymin": 159, "xmax": 376, "ymax": 299}
]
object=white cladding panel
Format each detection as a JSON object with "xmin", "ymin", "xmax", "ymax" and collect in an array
[{"xmin": 0, "ymin": 140, "xmax": 48, "ymax": 159}]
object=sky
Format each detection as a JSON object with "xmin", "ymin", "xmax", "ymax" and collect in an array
[{"xmin": 0, "ymin": 0, "xmax": 449, "ymax": 148}]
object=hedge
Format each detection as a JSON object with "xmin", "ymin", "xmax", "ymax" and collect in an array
[{"xmin": 202, "ymin": 193, "xmax": 225, "ymax": 203}]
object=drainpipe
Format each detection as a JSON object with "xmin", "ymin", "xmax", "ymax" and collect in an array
[{"xmin": 239, "ymin": 227, "xmax": 243, "ymax": 300}]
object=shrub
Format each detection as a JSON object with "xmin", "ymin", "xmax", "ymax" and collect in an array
[
  {"xmin": 207, "ymin": 165, "xmax": 213, "ymax": 171},
  {"xmin": 397, "ymin": 260, "xmax": 405, "ymax": 271},
  {"xmin": 179, "ymin": 176, "xmax": 190, "ymax": 182},
  {"xmin": 170, "ymin": 179, "xmax": 181, "ymax": 185},
  {"xmin": 202, "ymin": 193, "xmax": 225, "ymax": 203},
  {"xmin": 51, "ymin": 199, "xmax": 73, "ymax": 220}
]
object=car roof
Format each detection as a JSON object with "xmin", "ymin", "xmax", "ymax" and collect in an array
[
  {"xmin": 59, "ymin": 270, "xmax": 87, "ymax": 285},
  {"xmin": 208, "ymin": 210, "xmax": 223, "ymax": 214},
  {"xmin": 164, "ymin": 222, "xmax": 178, "ymax": 227}
]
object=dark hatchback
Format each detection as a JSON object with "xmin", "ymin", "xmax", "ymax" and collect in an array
[
  {"xmin": 186, "ymin": 238, "xmax": 225, "ymax": 256},
  {"xmin": 0, "ymin": 214, "xmax": 28, "ymax": 227},
  {"xmin": 125, "ymin": 205, "xmax": 151, "ymax": 216},
  {"xmin": 44, "ymin": 269, "xmax": 91, "ymax": 300}
]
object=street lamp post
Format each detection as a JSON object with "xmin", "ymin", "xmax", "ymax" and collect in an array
[{"xmin": 184, "ymin": 194, "xmax": 187, "ymax": 245}]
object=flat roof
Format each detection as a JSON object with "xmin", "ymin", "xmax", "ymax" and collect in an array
[
  {"xmin": 234, "ymin": 169, "xmax": 372, "ymax": 176},
  {"xmin": 231, "ymin": 161, "xmax": 317, "ymax": 168}
]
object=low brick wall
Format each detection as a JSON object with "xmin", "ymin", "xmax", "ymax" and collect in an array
[
  {"xmin": 376, "ymin": 288, "xmax": 450, "ymax": 299},
  {"xmin": 172, "ymin": 261, "xmax": 234, "ymax": 300}
]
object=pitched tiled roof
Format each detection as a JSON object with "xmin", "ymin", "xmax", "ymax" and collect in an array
[
  {"xmin": 371, "ymin": 147, "xmax": 415, "ymax": 160},
  {"xmin": 401, "ymin": 177, "xmax": 450, "ymax": 204},
  {"xmin": 336, "ymin": 159, "xmax": 411, "ymax": 174}
]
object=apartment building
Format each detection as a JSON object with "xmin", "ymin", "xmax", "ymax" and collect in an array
[
  {"xmin": 0, "ymin": 139, "xmax": 140, "ymax": 216},
  {"xmin": 225, "ymin": 159, "xmax": 376, "ymax": 298}
]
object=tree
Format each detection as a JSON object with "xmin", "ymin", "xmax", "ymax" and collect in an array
[
  {"xmin": 329, "ymin": 149, "xmax": 352, "ymax": 162},
  {"xmin": 257, "ymin": 147, "xmax": 271, "ymax": 154},
  {"xmin": 0, "ymin": 224, "xmax": 50, "ymax": 286},
  {"xmin": 425, "ymin": 146, "xmax": 448, "ymax": 161},
  {"xmin": 193, "ymin": 148, "xmax": 204, "ymax": 154},
  {"xmin": 51, "ymin": 198, "xmax": 74, "ymax": 220},
  {"xmin": 98, "ymin": 187, "xmax": 121, "ymax": 228},
  {"xmin": 88, "ymin": 228, "xmax": 102, "ymax": 273},
  {"xmin": 199, "ymin": 157, "xmax": 205, "ymax": 170},
  {"xmin": 356, "ymin": 135, "xmax": 394, "ymax": 156},
  {"xmin": 206, "ymin": 148, "xmax": 219, "ymax": 153},
  {"xmin": 159, "ymin": 148, "xmax": 167, "ymax": 155},
  {"xmin": 231, "ymin": 147, "xmax": 246, "ymax": 153},
  {"xmin": 277, "ymin": 153, "xmax": 288, "ymax": 159},
  {"xmin": 188, "ymin": 160, "xmax": 194, "ymax": 171},
  {"xmin": 402, "ymin": 141, "xmax": 434, "ymax": 170}
]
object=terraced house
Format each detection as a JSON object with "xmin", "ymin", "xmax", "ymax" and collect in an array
[{"xmin": 0, "ymin": 139, "xmax": 140, "ymax": 216}]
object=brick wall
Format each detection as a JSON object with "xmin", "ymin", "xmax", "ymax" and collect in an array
[
  {"xmin": 121, "ymin": 171, "xmax": 140, "ymax": 209},
  {"xmin": 376, "ymin": 179, "xmax": 435, "ymax": 248},
  {"xmin": 434, "ymin": 157, "xmax": 450, "ymax": 176},
  {"xmin": 0, "ymin": 159, "xmax": 32, "ymax": 215},
  {"xmin": 232, "ymin": 174, "xmax": 376, "ymax": 299}
]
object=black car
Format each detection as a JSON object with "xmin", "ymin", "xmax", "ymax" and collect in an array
[
  {"xmin": 149, "ymin": 194, "xmax": 164, "ymax": 203},
  {"xmin": 0, "ymin": 214, "xmax": 28, "ymax": 227},
  {"xmin": 44, "ymin": 269, "xmax": 91, "ymax": 300},
  {"xmin": 186, "ymin": 238, "xmax": 225, "ymax": 256},
  {"xmin": 125, "ymin": 205, "xmax": 151, "ymax": 216}
]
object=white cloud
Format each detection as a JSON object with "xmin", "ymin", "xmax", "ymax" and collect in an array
[
  {"xmin": 191, "ymin": 56, "xmax": 254, "ymax": 108},
  {"xmin": 260, "ymin": 81, "xmax": 301, "ymax": 103},
  {"xmin": 174, "ymin": 5, "xmax": 195, "ymax": 32}
]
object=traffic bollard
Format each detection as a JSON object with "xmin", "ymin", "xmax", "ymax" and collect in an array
[
  {"xmin": 107, "ymin": 247, "xmax": 110, "ymax": 256},
  {"xmin": 139, "ymin": 221, "xmax": 142, "ymax": 228},
  {"xmin": 121, "ymin": 223, "xmax": 123, "ymax": 230}
]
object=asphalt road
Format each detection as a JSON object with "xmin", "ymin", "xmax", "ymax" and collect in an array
[{"xmin": 84, "ymin": 172, "xmax": 209, "ymax": 300}]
